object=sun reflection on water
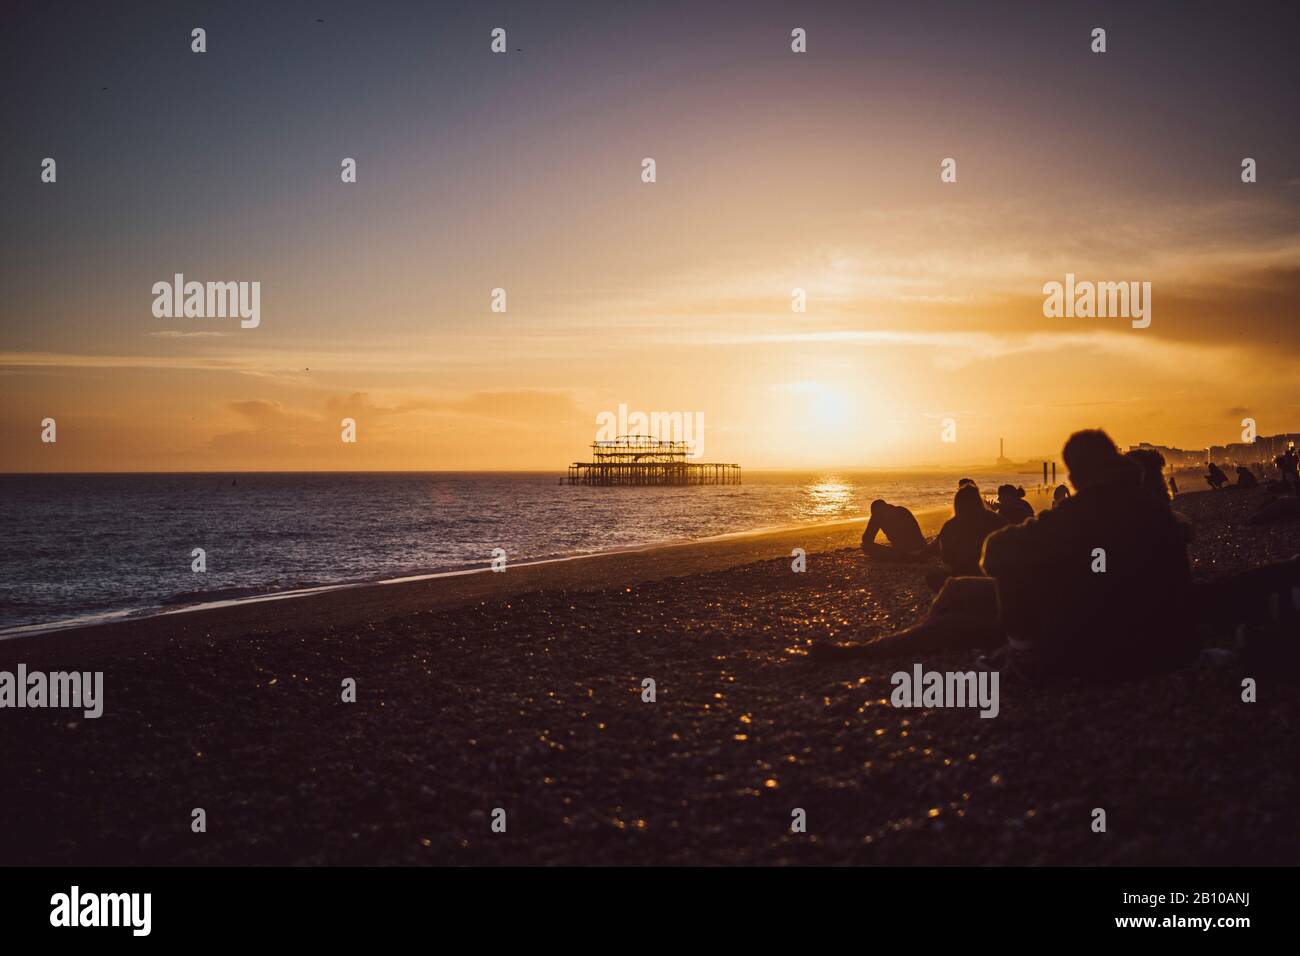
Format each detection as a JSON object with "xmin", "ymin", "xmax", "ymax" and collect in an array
[{"xmin": 803, "ymin": 476, "xmax": 854, "ymax": 517}]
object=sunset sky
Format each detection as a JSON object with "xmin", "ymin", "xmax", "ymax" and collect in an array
[{"xmin": 3, "ymin": 0, "xmax": 1297, "ymax": 471}]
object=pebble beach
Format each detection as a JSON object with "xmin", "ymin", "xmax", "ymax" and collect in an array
[{"xmin": 1, "ymin": 488, "xmax": 1296, "ymax": 866}]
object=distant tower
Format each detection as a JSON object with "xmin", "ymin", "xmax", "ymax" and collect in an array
[{"xmin": 996, "ymin": 438, "xmax": 1011, "ymax": 467}]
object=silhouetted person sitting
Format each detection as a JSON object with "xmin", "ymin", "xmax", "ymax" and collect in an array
[
  {"xmin": 981, "ymin": 429, "xmax": 1198, "ymax": 682},
  {"xmin": 994, "ymin": 484, "xmax": 1034, "ymax": 524},
  {"xmin": 1126, "ymin": 448, "xmax": 1171, "ymax": 502},
  {"xmin": 924, "ymin": 485, "xmax": 1007, "ymax": 590},
  {"xmin": 861, "ymin": 499, "xmax": 928, "ymax": 562},
  {"xmin": 1206, "ymin": 462, "xmax": 1229, "ymax": 490},
  {"xmin": 1234, "ymin": 466, "xmax": 1259, "ymax": 489},
  {"xmin": 1052, "ymin": 484, "xmax": 1070, "ymax": 507}
]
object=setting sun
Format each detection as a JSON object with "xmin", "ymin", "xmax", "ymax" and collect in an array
[{"xmin": 811, "ymin": 385, "xmax": 853, "ymax": 430}]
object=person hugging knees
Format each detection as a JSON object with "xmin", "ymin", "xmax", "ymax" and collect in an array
[
  {"xmin": 982, "ymin": 429, "xmax": 1199, "ymax": 682},
  {"xmin": 923, "ymin": 484, "xmax": 1007, "ymax": 593}
]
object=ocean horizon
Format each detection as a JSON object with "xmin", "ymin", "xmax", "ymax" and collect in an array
[{"xmin": 1, "ymin": 469, "xmax": 1043, "ymax": 634}]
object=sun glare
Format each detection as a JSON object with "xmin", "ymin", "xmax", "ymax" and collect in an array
[{"xmin": 811, "ymin": 386, "xmax": 852, "ymax": 430}]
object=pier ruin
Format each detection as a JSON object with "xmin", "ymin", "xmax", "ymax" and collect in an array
[{"xmin": 565, "ymin": 435, "xmax": 741, "ymax": 486}]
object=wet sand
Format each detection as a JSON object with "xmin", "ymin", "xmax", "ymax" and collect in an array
[{"xmin": 1, "ymin": 488, "xmax": 1297, "ymax": 865}]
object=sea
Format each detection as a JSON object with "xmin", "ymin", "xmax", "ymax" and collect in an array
[{"xmin": 0, "ymin": 470, "xmax": 1044, "ymax": 635}]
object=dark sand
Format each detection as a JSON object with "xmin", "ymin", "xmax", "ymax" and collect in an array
[{"xmin": 1, "ymin": 489, "xmax": 1297, "ymax": 865}]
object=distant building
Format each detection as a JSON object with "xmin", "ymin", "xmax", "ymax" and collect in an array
[
  {"xmin": 1126, "ymin": 442, "xmax": 1206, "ymax": 470},
  {"xmin": 1126, "ymin": 433, "xmax": 1300, "ymax": 472},
  {"xmin": 1207, "ymin": 432, "xmax": 1300, "ymax": 467}
]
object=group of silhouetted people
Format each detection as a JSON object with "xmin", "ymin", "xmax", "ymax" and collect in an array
[
  {"xmin": 823, "ymin": 428, "xmax": 1300, "ymax": 684},
  {"xmin": 860, "ymin": 482, "xmax": 1035, "ymax": 571},
  {"xmin": 1206, "ymin": 461, "xmax": 1259, "ymax": 491},
  {"xmin": 1204, "ymin": 446, "xmax": 1299, "ymax": 493},
  {"xmin": 1202, "ymin": 445, "xmax": 1300, "ymax": 526}
]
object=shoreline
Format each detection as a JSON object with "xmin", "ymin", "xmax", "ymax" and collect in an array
[
  {"xmin": 1, "ymin": 499, "xmax": 999, "ymax": 647},
  {"xmin": 0, "ymin": 513, "xmax": 885, "ymax": 653}
]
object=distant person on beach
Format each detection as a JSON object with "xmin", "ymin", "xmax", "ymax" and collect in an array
[
  {"xmin": 1235, "ymin": 466, "xmax": 1259, "ymax": 490},
  {"xmin": 1052, "ymin": 484, "xmax": 1070, "ymax": 507},
  {"xmin": 1276, "ymin": 446, "xmax": 1299, "ymax": 492},
  {"xmin": 861, "ymin": 499, "xmax": 928, "ymax": 562},
  {"xmin": 1169, "ymin": 474, "xmax": 1179, "ymax": 495},
  {"xmin": 1126, "ymin": 448, "xmax": 1171, "ymax": 502},
  {"xmin": 994, "ymin": 484, "xmax": 1034, "ymax": 524},
  {"xmin": 1206, "ymin": 462, "xmax": 1229, "ymax": 490},
  {"xmin": 924, "ymin": 485, "xmax": 1006, "ymax": 590}
]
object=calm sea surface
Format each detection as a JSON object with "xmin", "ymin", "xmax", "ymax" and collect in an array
[{"xmin": 0, "ymin": 470, "xmax": 1043, "ymax": 634}]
